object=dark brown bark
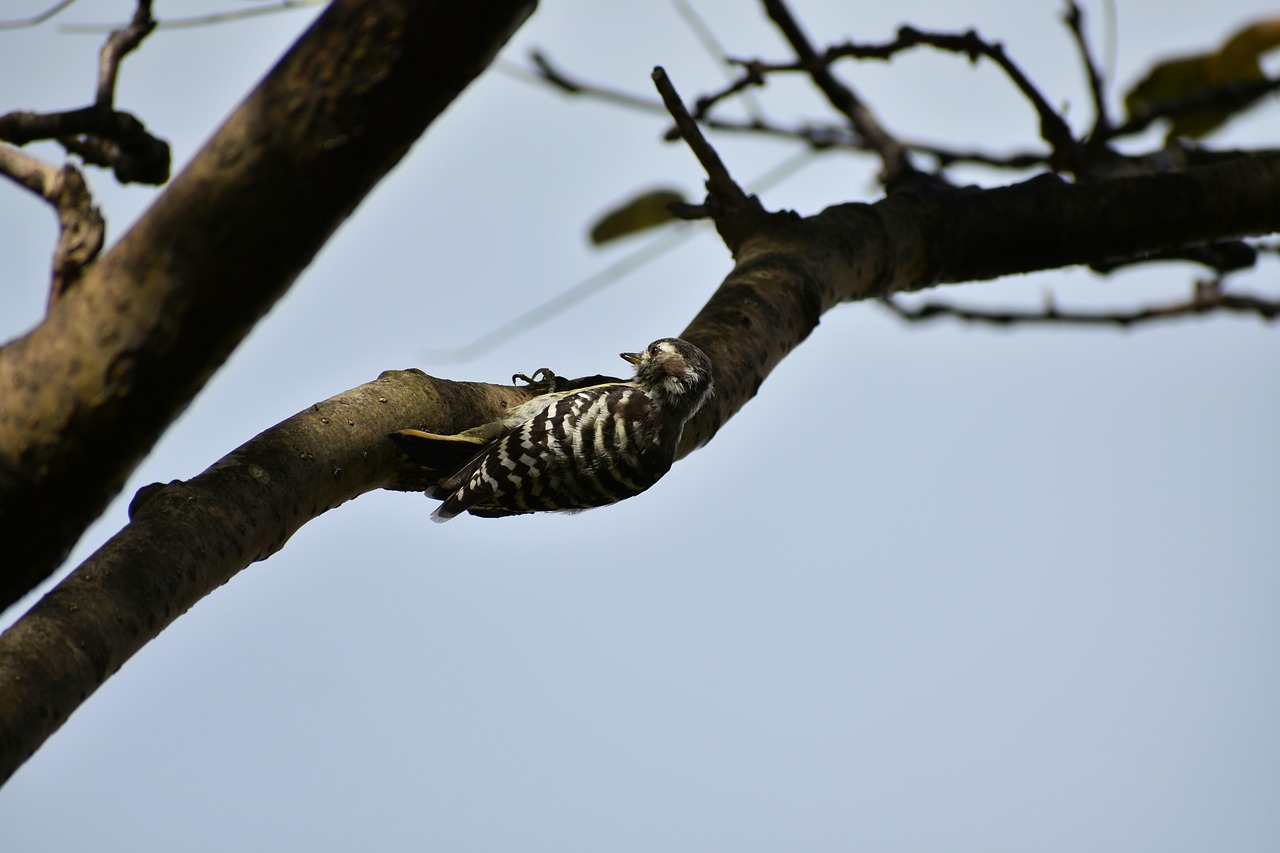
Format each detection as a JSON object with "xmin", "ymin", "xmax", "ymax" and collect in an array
[
  {"xmin": 676, "ymin": 151, "xmax": 1280, "ymax": 451},
  {"xmin": 0, "ymin": 369, "xmax": 541, "ymax": 784}
]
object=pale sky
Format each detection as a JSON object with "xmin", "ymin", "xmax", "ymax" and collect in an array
[{"xmin": 1, "ymin": 1, "xmax": 1277, "ymax": 851}]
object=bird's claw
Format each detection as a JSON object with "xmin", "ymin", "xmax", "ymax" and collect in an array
[{"xmin": 512, "ymin": 368, "xmax": 561, "ymax": 393}]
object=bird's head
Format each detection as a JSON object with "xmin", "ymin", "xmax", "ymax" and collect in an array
[{"xmin": 620, "ymin": 338, "xmax": 714, "ymax": 415}]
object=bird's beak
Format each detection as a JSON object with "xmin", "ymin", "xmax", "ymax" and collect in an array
[{"xmin": 620, "ymin": 351, "xmax": 641, "ymax": 365}]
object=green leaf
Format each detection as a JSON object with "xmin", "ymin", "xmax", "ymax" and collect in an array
[
  {"xmin": 1123, "ymin": 18, "xmax": 1280, "ymax": 139},
  {"xmin": 588, "ymin": 188, "xmax": 687, "ymax": 245}
]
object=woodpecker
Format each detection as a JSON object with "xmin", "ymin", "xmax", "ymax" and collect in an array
[{"xmin": 391, "ymin": 338, "xmax": 714, "ymax": 521}]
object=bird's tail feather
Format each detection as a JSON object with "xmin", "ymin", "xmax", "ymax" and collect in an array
[{"xmin": 390, "ymin": 429, "xmax": 486, "ymax": 473}]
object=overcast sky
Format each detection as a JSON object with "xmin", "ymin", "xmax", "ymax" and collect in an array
[{"xmin": 1, "ymin": 1, "xmax": 1277, "ymax": 851}]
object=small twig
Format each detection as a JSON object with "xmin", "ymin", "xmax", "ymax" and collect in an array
[
  {"xmin": 881, "ymin": 283, "xmax": 1280, "ymax": 328},
  {"xmin": 744, "ymin": 24, "xmax": 1079, "ymax": 171},
  {"xmin": 0, "ymin": 0, "xmax": 77, "ymax": 29},
  {"xmin": 515, "ymin": 53, "xmax": 1048, "ymax": 173},
  {"xmin": 868, "ymin": 27, "xmax": 1076, "ymax": 168},
  {"xmin": 1063, "ymin": 1, "xmax": 1111, "ymax": 139},
  {"xmin": 0, "ymin": 1, "xmax": 169, "ymax": 185},
  {"xmin": 96, "ymin": 0, "xmax": 154, "ymax": 109},
  {"xmin": 59, "ymin": 1, "xmax": 321, "ymax": 32},
  {"xmin": 527, "ymin": 51, "xmax": 660, "ymax": 113},
  {"xmin": 905, "ymin": 137, "xmax": 1048, "ymax": 171},
  {"xmin": 651, "ymin": 66, "xmax": 750, "ymax": 215},
  {"xmin": 671, "ymin": 0, "xmax": 766, "ymax": 125},
  {"xmin": 0, "ymin": 144, "xmax": 105, "ymax": 302},
  {"xmin": 762, "ymin": 0, "xmax": 915, "ymax": 186}
]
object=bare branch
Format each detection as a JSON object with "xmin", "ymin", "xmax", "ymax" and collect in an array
[
  {"xmin": 95, "ymin": 0, "xmax": 154, "ymax": 109},
  {"xmin": 761, "ymin": 0, "xmax": 916, "ymax": 185},
  {"xmin": 1063, "ymin": 1, "xmax": 1112, "ymax": 139},
  {"xmin": 60, "ymin": 1, "xmax": 322, "ymax": 32},
  {"xmin": 518, "ymin": 52, "xmax": 1049, "ymax": 172},
  {"xmin": 838, "ymin": 26, "xmax": 1077, "ymax": 170},
  {"xmin": 881, "ymin": 282, "xmax": 1280, "ymax": 327},
  {"xmin": 652, "ymin": 67, "xmax": 748, "ymax": 211},
  {"xmin": 0, "ymin": 0, "xmax": 77, "ymax": 30},
  {"xmin": 0, "ymin": 1, "xmax": 171, "ymax": 188},
  {"xmin": 0, "ymin": 105, "xmax": 169, "ymax": 185},
  {"xmin": 671, "ymin": 0, "xmax": 765, "ymax": 124},
  {"xmin": 527, "ymin": 51, "xmax": 661, "ymax": 113}
]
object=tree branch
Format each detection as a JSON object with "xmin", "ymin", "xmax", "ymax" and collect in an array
[
  {"xmin": 0, "ymin": 368, "xmax": 553, "ymax": 785},
  {"xmin": 0, "ymin": 0, "xmax": 538, "ymax": 611},
  {"xmin": 1062, "ymin": 0, "xmax": 1111, "ymax": 139},
  {"xmin": 881, "ymin": 283, "xmax": 1280, "ymax": 327},
  {"xmin": 95, "ymin": 0, "xmax": 154, "ymax": 110},
  {"xmin": 0, "ymin": 0, "xmax": 169, "ymax": 187},
  {"xmin": 2, "ymin": 145, "xmax": 1278, "ymax": 784}
]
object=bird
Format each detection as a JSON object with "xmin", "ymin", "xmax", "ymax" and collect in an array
[{"xmin": 391, "ymin": 337, "xmax": 714, "ymax": 522}]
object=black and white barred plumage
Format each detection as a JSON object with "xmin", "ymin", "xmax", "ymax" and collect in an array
[{"xmin": 391, "ymin": 338, "xmax": 714, "ymax": 522}]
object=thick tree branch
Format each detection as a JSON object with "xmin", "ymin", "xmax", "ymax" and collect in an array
[
  {"xmin": 2, "ymin": 146, "xmax": 1278, "ymax": 784},
  {"xmin": 676, "ymin": 152, "xmax": 1280, "ymax": 450},
  {"xmin": 0, "ymin": 0, "xmax": 537, "ymax": 611},
  {"xmin": 0, "ymin": 369, "xmax": 549, "ymax": 784}
]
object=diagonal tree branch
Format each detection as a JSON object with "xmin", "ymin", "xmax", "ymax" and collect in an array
[
  {"xmin": 4, "ymin": 144, "xmax": 1277, "ymax": 786},
  {"xmin": 0, "ymin": 0, "xmax": 538, "ymax": 612}
]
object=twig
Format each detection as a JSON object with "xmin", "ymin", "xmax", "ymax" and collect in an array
[
  {"xmin": 0, "ymin": 144, "xmax": 105, "ymax": 301},
  {"xmin": 671, "ymin": 0, "xmax": 765, "ymax": 125},
  {"xmin": 0, "ymin": 0, "xmax": 77, "ymax": 29},
  {"xmin": 852, "ymin": 26, "xmax": 1075, "ymax": 169},
  {"xmin": 59, "ymin": 1, "xmax": 322, "ymax": 32},
  {"xmin": 527, "ymin": 51, "xmax": 660, "ymax": 113},
  {"xmin": 515, "ymin": 53, "xmax": 1048, "ymax": 172},
  {"xmin": 1063, "ymin": 0, "xmax": 1111, "ymax": 138},
  {"xmin": 881, "ymin": 282, "xmax": 1280, "ymax": 328},
  {"xmin": 762, "ymin": 0, "xmax": 915, "ymax": 186},
  {"xmin": 0, "ymin": 106, "xmax": 170, "ymax": 185},
  {"xmin": 739, "ymin": 23, "xmax": 1079, "ymax": 171},
  {"xmin": 651, "ymin": 66, "xmax": 750, "ymax": 215},
  {"xmin": 96, "ymin": 0, "xmax": 154, "ymax": 109},
  {"xmin": 0, "ymin": 0, "xmax": 170, "ymax": 186}
]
